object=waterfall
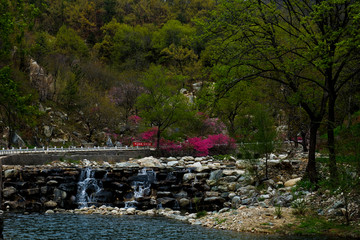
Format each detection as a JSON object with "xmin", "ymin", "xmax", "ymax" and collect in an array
[
  {"xmin": 125, "ymin": 168, "xmax": 157, "ymax": 209},
  {"xmin": 77, "ymin": 168, "xmax": 103, "ymax": 208},
  {"xmin": 132, "ymin": 168, "xmax": 156, "ymax": 199}
]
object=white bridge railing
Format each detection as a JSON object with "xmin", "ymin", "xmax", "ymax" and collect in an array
[{"xmin": 0, "ymin": 146, "xmax": 150, "ymax": 156}]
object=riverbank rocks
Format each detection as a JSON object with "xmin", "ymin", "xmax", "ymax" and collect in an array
[
  {"xmin": 44, "ymin": 200, "xmax": 57, "ymax": 208},
  {"xmin": 284, "ymin": 177, "xmax": 302, "ymax": 187}
]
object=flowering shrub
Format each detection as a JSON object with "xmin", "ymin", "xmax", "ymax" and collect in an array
[
  {"xmin": 140, "ymin": 127, "xmax": 158, "ymax": 141},
  {"xmin": 186, "ymin": 137, "xmax": 213, "ymax": 156},
  {"xmin": 128, "ymin": 115, "xmax": 141, "ymax": 125},
  {"xmin": 204, "ymin": 118, "xmax": 227, "ymax": 134},
  {"xmin": 137, "ymin": 128, "xmax": 236, "ymax": 157},
  {"xmin": 207, "ymin": 134, "xmax": 236, "ymax": 155}
]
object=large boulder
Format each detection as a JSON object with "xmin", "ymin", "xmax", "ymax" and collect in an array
[
  {"xmin": 44, "ymin": 200, "xmax": 57, "ymax": 208},
  {"xmin": 183, "ymin": 173, "xmax": 196, "ymax": 182},
  {"xmin": 284, "ymin": 177, "xmax": 302, "ymax": 187},
  {"xmin": 115, "ymin": 162, "xmax": 140, "ymax": 168},
  {"xmin": 3, "ymin": 187, "xmax": 17, "ymax": 198},
  {"xmin": 209, "ymin": 170, "xmax": 223, "ymax": 181},
  {"xmin": 4, "ymin": 169, "xmax": 18, "ymax": 178},
  {"xmin": 137, "ymin": 157, "xmax": 164, "ymax": 168}
]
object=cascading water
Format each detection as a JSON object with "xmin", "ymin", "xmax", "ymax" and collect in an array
[
  {"xmin": 77, "ymin": 168, "xmax": 103, "ymax": 208},
  {"xmin": 125, "ymin": 168, "xmax": 157, "ymax": 209},
  {"xmin": 132, "ymin": 168, "xmax": 156, "ymax": 199}
]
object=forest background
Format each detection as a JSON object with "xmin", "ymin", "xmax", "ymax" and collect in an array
[{"xmin": 0, "ymin": 0, "xmax": 360, "ymax": 184}]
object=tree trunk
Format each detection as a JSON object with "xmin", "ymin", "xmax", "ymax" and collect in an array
[
  {"xmin": 304, "ymin": 121, "xmax": 320, "ymax": 183},
  {"xmin": 265, "ymin": 152, "xmax": 268, "ymax": 180},
  {"xmin": 7, "ymin": 128, "xmax": 15, "ymax": 149},
  {"xmin": 156, "ymin": 128, "xmax": 161, "ymax": 150},
  {"xmin": 301, "ymin": 130, "xmax": 308, "ymax": 152},
  {"xmin": 327, "ymin": 94, "xmax": 337, "ymax": 181}
]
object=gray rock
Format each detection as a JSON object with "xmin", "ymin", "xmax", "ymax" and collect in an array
[
  {"xmin": 167, "ymin": 161, "xmax": 179, "ymax": 167},
  {"xmin": 174, "ymin": 190, "xmax": 188, "ymax": 198},
  {"xmin": 260, "ymin": 194, "xmax": 271, "ymax": 199},
  {"xmin": 221, "ymin": 192, "xmax": 229, "ymax": 198},
  {"xmin": 204, "ymin": 197, "xmax": 225, "ymax": 203},
  {"xmin": 137, "ymin": 157, "xmax": 164, "ymax": 168},
  {"xmin": 224, "ymin": 176, "xmax": 238, "ymax": 182},
  {"xmin": 28, "ymin": 188, "xmax": 40, "ymax": 195},
  {"xmin": 259, "ymin": 202, "xmax": 269, "ymax": 208},
  {"xmin": 205, "ymin": 191, "xmax": 219, "ymax": 197},
  {"xmin": 219, "ymin": 208, "xmax": 230, "ymax": 213},
  {"xmin": 44, "ymin": 200, "xmax": 57, "ymax": 208},
  {"xmin": 179, "ymin": 198, "xmax": 190, "ymax": 207},
  {"xmin": 241, "ymin": 198, "xmax": 252, "ymax": 205},
  {"xmin": 209, "ymin": 170, "xmax": 223, "ymax": 181},
  {"xmin": 47, "ymin": 180, "xmax": 58, "ymax": 185},
  {"xmin": 115, "ymin": 162, "xmax": 140, "ymax": 168},
  {"xmin": 181, "ymin": 156, "xmax": 194, "ymax": 161},
  {"xmin": 195, "ymin": 157, "xmax": 204, "ymax": 162},
  {"xmin": 3, "ymin": 187, "xmax": 17, "ymax": 198},
  {"xmin": 4, "ymin": 169, "xmax": 18, "ymax": 178},
  {"xmin": 217, "ymin": 185, "xmax": 228, "ymax": 192},
  {"xmin": 40, "ymin": 186, "xmax": 48, "ymax": 195},
  {"xmin": 228, "ymin": 182, "xmax": 237, "ymax": 191},
  {"xmin": 228, "ymin": 192, "xmax": 236, "ymax": 199},
  {"xmin": 332, "ymin": 201, "xmax": 344, "ymax": 209},
  {"xmin": 231, "ymin": 196, "xmax": 242, "ymax": 208},
  {"xmin": 54, "ymin": 189, "xmax": 67, "ymax": 202},
  {"xmin": 43, "ymin": 126, "xmax": 53, "ymax": 137},
  {"xmin": 183, "ymin": 173, "xmax": 196, "ymax": 181}
]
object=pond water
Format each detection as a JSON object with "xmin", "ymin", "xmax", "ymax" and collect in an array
[{"xmin": 2, "ymin": 213, "xmax": 338, "ymax": 240}]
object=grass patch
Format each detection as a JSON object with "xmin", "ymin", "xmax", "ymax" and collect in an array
[
  {"xmin": 293, "ymin": 215, "xmax": 359, "ymax": 236},
  {"xmin": 215, "ymin": 217, "xmax": 227, "ymax": 224},
  {"xmin": 196, "ymin": 210, "xmax": 207, "ymax": 218},
  {"xmin": 316, "ymin": 156, "xmax": 358, "ymax": 164},
  {"xmin": 59, "ymin": 158, "xmax": 80, "ymax": 164}
]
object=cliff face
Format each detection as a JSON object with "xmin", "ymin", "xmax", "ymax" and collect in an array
[{"xmin": 29, "ymin": 59, "xmax": 55, "ymax": 102}]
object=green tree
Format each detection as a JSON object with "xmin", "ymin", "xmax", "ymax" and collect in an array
[
  {"xmin": 0, "ymin": 0, "xmax": 13, "ymax": 62},
  {"xmin": 94, "ymin": 19, "xmax": 154, "ymax": 69},
  {"xmin": 136, "ymin": 65, "xmax": 193, "ymax": 149},
  {"xmin": 0, "ymin": 67, "xmax": 37, "ymax": 147},
  {"xmin": 252, "ymin": 107, "xmax": 277, "ymax": 180},
  {"xmin": 54, "ymin": 25, "xmax": 89, "ymax": 58},
  {"xmin": 198, "ymin": 0, "xmax": 360, "ymax": 183},
  {"xmin": 77, "ymin": 84, "xmax": 118, "ymax": 143}
]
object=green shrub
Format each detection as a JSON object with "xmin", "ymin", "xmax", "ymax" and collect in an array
[{"xmin": 196, "ymin": 210, "xmax": 207, "ymax": 218}]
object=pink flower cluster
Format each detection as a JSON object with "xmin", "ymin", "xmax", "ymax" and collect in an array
[
  {"xmin": 140, "ymin": 127, "xmax": 158, "ymax": 141},
  {"xmin": 186, "ymin": 134, "xmax": 236, "ymax": 156},
  {"xmin": 137, "ymin": 127, "xmax": 236, "ymax": 156},
  {"xmin": 128, "ymin": 115, "xmax": 142, "ymax": 125}
]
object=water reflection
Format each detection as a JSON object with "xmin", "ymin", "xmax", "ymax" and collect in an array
[{"xmin": 3, "ymin": 213, "xmax": 340, "ymax": 240}]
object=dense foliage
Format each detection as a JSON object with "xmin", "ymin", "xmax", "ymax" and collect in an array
[{"xmin": 0, "ymin": 0, "xmax": 359, "ymax": 184}]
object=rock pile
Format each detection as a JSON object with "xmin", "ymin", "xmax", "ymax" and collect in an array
[{"xmin": 2, "ymin": 156, "xmax": 305, "ymax": 213}]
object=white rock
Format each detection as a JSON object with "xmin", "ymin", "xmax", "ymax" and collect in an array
[
  {"xmin": 126, "ymin": 207, "xmax": 136, "ymax": 215},
  {"xmin": 183, "ymin": 173, "xmax": 196, "ymax": 181},
  {"xmin": 137, "ymin": 157, "xmax": 164, "ymax": 168},
  {"xmin": 167, "ymin": 161, "xmax": 179, "ymax": 167},
  {"xmin": 284, "ymin": 177, "xmax": 302, "ymax": 187},
  {"xmin": 195, "ymin": 157, "xmax": 204, "ymax": 162},
  {"xmin": 222, "ymin": 170, "xmax": 245, "ymax": 176},
  {"xmin": 181, "ymin": 156, "xmax": 194, "ymax": 161}
]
